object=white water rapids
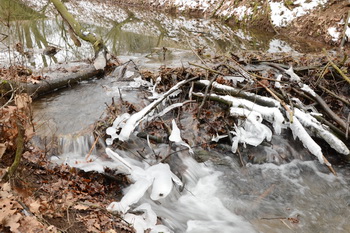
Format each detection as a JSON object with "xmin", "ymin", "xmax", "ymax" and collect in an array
[{"xmin": 47, "ymin": 133, "xmax": 350, "ymax": 233}]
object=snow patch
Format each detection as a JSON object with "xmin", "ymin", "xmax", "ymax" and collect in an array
[
  {"xmin": 269, "ymin": 0, "xmax": 328, "ymax": 27},
  {"xmin": 232, "ymin": 6, "xmax": 253, "ymax": 21},
  {"xmin": 328, "ymin": 27, "xmax": 341, "ymax": 42}
]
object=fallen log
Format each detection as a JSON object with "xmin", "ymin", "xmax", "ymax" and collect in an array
[{"xmin": 1, "ymin": 64, "xmax": 102, "ymax": 99}]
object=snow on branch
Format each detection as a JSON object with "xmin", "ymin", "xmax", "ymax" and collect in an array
[
  {"xmin": 193, "ymin": 92, "xmax": 284, "ymax": 134},
  {"xmin": 294, "ymin": 109, "xmax": 349, "ymax": 155},
  {"xmin": 106, "ymin": 77, "xmax": 198, "ymax": 143},
  {"xmin": 196, "ymin": 80, "xmax": 281, "ymax": 108}
]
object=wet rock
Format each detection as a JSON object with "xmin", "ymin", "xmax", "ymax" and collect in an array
[{"xmin": 110, "ymin": 60, "xmax": 141, "ymax": 81}]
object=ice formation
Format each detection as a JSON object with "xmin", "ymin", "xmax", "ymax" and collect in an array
[
  {"xmin": 230, "ymin": 107, "xmax": 272, "ymax": 153},
  {"xmin": 294, "ymin": 109, "xmax": 349, "ymax": 155},
  {"xmin": 285, "ymin": 66, "xmax": 301, "ymax": 82},
  {"xmin": 106, "ymin": 148, "xmax": 183, "ymax": 212},
  {"xmin": 169, "ymin": 119, "xmax": 194, "ymax": 154},
  {"xmin": 106, "ymin": 79, "xmax": 190, "ymax": 142},
  {"xmin": 289, "ymin": 116, "xmax": 327, "ymax": 165},
  {"xmin": 194, "ymin": 92, "xmax": 284, "ymax": 134}
]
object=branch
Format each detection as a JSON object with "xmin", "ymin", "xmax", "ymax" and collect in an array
[
  {"xmin": 323, "ymin": 49, "xmax": 350, "ymax": 85},
  {"xmin": 49, "ymin": 0, "xmax": 104, "ymax": 54}
]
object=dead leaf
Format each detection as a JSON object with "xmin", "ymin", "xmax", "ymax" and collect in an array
[
  {"xmin": 28, "ymin": 78, "xmax": 41, "ymax": 84},
  {"xmin": 73, "ymin": 204, "xmax": 89, "ymax": 210},
  {"xmin": 18, "ymin": 216, "xmax": 45, "ymax": 233},
  {"xmin": 14, "ymin": 94, "xmax": 32, "ymax": 109},
  {"xmin": 46, "ymin": 225, "xmax": 59, "ymax": 232},
  {"xmin": 1, "ymin": 182, "xmax": 12, "ymax": 193},
  {"xmin": 8, "ymin": 213, "xmax": 21, "ymax": 232},
  {"xmin": 0, "ymin": 168, "xmax": 8, "ymax": 180},
  {"xmin": 0, "ymin": 143, "xmax": 6, "ymax": 159},
  {"xmin": 29, "ymin": 200, "xmax": 41, "ymax": 214},
  {"xmin": 105, "ymin": 230, "xmax": 117, "ymax": 233},
  {"xmin": 0, "ymin": 198, "xmax": 22, "ymax": 233}
]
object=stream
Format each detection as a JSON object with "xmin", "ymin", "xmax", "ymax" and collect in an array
[{"xmin": 2, "ymin": 1, "xmax": 350, "ymax": 232}]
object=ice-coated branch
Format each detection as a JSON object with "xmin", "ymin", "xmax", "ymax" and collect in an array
[
  {"xmin": 294, "ymin": 109, "xmax": 349, "ymax": 156},
  {"xmin": 193, "ymin": 92, "xmax": 284, "ymax": 134},
  {"xmin": 289, "ymin": 116, "xmax": 326, "ymax": 164},
  {"xmin": 111, "ymin": 77, "xmax": 198, "ymax": 142},
  {"xmin": 195, "ymin": 80, "xmax": 280, "ymax": 108}
]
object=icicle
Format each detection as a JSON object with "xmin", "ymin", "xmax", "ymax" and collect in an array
[
  {"xmin": 211, "ymin": 133, "xmax": 228, "ymax": 142},
  {"xmin": 169, "ymin": 119, "xmax": 194, "ymax": 154}
]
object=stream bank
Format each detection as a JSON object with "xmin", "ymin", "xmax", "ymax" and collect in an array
[{"xmin": 106, "ymin": 0, "xmax": 350, "ymax": 47}]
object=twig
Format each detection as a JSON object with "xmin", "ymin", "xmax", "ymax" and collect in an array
[
  {"xmin": 189, "ymin": 62, "xmax": 225, "ymax": 75},
  {"xmin": 319, "ymin": 85, "xmax": 350, "ymax": 106},
  {"xmin": 280, "ymin": 219, "xmax": 292, "ymax": 230},
  {"xmin": 17, "ymin": 200, "xmax": 33, "ymax": 216},
  {"xmin": 249, "ymin": 72, "xmax": 284, "ymax": 82},
  {"xmin": 315, "ymin": 62, "xmax": 330, "ymax": 87},
  {"xmin": 323, "ymin": 49, "xmax": 350, "ymax": 85},
  {"xmin": 346, "ymin": 113, "xmax": 350, "ymax": 139},
  {"xmin": 255, "ymin": 76, "xmax": 294, "ymax": 122},
  {"xmin": 1, "ymin": 82, "xmax": 15, "ymax": 109},
  {"xmin": 236, "ymin": 148, "xmax": 245, "ymax": 167},
  {"xmin": 85, "ymin": 135, "xmax": 100, "ymax": 161},
  {"xmin": 306, "ymin": 91, "xmax": 347, "ymax": 130},
  {"xmin": 312, "ymin": 114, "xmax": 346, "ymax": 139},
  {"xmin": 185, "ymin": 34, "xmax": 207, "ymax": 66},
  {"xmin": 322, "ymin": 155, "xmax": 337, "ymax": 176},
  {"xmin": 340, "ymin": 10, "xmax": 350, "ymax": 48},
  {"xmin": 197, "ymin": 74, "xmax": 217, "ymax": 118},
  {"xmin": 226, "ymin": 61, "xmax": 294, "ymax": 121},
  {"xmin": 210, "ymin": 0, "xmax": 225, "ymax": 17}
]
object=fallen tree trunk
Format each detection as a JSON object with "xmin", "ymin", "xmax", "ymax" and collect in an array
[{"xmin": 1, "ymin": 65, "xmax": 102, "ymax": 99}]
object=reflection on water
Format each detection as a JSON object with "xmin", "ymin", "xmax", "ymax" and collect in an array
[{"xmin": 0, "ymin": 1, "xmax": 325, "ymax": 70}]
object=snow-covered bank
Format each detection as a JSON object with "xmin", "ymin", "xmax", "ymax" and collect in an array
[{"xmin": 109, "ymin": 0, "xmax": 350, "ymax": 46}]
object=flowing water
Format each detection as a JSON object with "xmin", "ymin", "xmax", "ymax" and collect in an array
[{"xmin": 2, "ymin": 1, "xmax": 349, "ymax": 232}]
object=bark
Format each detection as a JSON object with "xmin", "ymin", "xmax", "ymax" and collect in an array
[
  {"xmin": 0, "ymin": 65, "xmax": 102, "ymax": 99},
  {"xmin": 7, "ymin": 119, "xmax": 24, "ymax": 178}
]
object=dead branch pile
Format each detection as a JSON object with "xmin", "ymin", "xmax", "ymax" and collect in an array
[{"xmin": 96, "ymin": 51, "xmax": 350, "ymax": 175}]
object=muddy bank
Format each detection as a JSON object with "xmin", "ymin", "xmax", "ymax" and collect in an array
[{"xmin": 108, "ymin": 0, "xmax": 350, "ymax": 47}]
